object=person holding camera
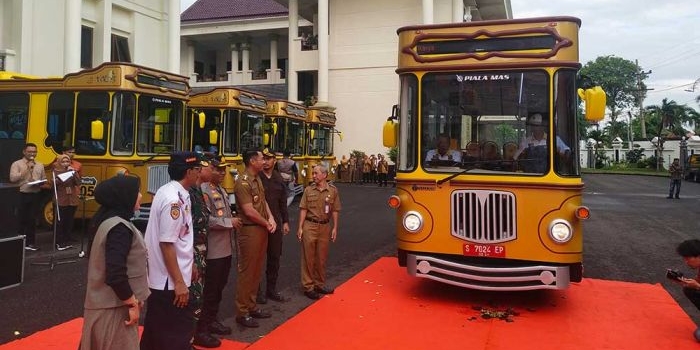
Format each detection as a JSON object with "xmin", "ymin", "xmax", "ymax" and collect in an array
[{"xmin": 674, "ymin": 239, "xmax": 700, "ymax": 310}]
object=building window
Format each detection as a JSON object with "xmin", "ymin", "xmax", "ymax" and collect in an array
[
  {"xmin": 0, "ymin": 55, "xmax": 5, "ymax": 71},
  {"xmin": 111, "ymin": 34, "xmax": 131, "ymax": 62},
  {"xmin": 81, "ymin": 26, "xmax": 93, "ymax": 68}
]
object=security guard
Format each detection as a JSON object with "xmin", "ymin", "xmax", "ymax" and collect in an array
[
  {"xmin": 233, "ymin": 150, "xmax": 276, "ymax": 328},
  {"xmin": 141, "ymin": 151, "xmax": 204, "ymax": 350},
  {"xmin": 297, "ymin": 164, "xmax": 341, "ymax": 300}
]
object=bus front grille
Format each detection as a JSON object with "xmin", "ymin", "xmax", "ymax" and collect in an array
[
  {"xmin": 147, "ymin": 165, "xmax": 170, "ymax": 195},
  {"xmin": 451, "ymin": 190, "xmax": 516, "ymax": 243}
]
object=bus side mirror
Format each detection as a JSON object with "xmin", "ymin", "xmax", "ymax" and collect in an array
[
  {"xmin": 383, "ymin": 120, "xmax": 397, "ymax": 147},
  {"xmin": 209, "ymin": 130, "xmax": 218, "ymax": 145},
  {"xmin": 154, "ymin": 125, "xmax": 162, "ymax": 143},
  {"xmin": 198, "ymin": 111, "xmax": 206, "ymax": 129},
  {"xmin": 264, "ymin": 133, "xmax": 270, "ymax": 146},
  {"xmin": 338, "ymin": 131, "xmax": 343, "ymax": 142},
  {"xmin": 578, "ymin": 86, "xmax": 606, "ymax": 122},
  {"xmin": 91, "ymin": 120, "xmax": 104, "ymax": 140},
  {"xmin": 310, "ymin": 129, "xmax": 315, "ymax": 140}
]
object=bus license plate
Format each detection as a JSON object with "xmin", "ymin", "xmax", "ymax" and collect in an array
[{"xmin": 463, "ymin": 243, "xmax": 505, "ymax": 258}]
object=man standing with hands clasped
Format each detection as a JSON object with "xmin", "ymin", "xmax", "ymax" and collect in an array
[
  {"xmin": 233, "ymin": 150, "xmax": 276, "ymax": 328},
  {"xmin": 297, "ymin": 164, "xmax": 341, "ymax": 300},
  {"xmin": 10, "ymin": 143, "xmax": 48, "ymax": 251},
  {"xmin": 141, "ymin": 152, "xmax": 204, "ymax": 350}
]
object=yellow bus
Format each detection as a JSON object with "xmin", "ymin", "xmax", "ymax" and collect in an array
[
  {"xmin": 0, "ymin": 62, "xmax": 190, "ymax": 227},
  {"xmin": 383, "ymin": 17, "xmax": 606, "ymax": 291},
  {"xmin": 186, "ymin": 87, "xmax": 267, "ymax": 194},
  {"xmin": 305, "ymin": 106, "xmax": 340, "ymax": 183}
]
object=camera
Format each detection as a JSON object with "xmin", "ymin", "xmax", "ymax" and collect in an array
[{"xmin": 666, "ymin": 269, "xmax": 684, "ymax": 281}]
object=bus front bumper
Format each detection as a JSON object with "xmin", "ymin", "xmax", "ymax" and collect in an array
[{"xmin": 406, "ymin": 253, "xmax": 572, "ymax": 291}]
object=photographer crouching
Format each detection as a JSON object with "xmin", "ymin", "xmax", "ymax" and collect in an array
[{"xmin": 673, "ymin": 239, "xmax": 700, "ymax": 341}]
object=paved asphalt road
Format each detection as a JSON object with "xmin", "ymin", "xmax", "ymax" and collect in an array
[{"xmin": 1, "ymin": 175, "xmax": 699, "ymax": 345}]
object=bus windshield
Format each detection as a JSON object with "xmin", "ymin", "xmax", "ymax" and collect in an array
[
  {"xmin": 308, "ymin": 124, "xmax": 333, "ymax": 156},
  {"xmin": 136, "ymin": 95, "xmax": 184, "ymax": 155},
  {"xmin": 418, "ymin": 70, "xmax": 576, "ymax": 176},
  {"xmin": 285, "ymin": 119, "xmax": 305, "ymax": 156}
]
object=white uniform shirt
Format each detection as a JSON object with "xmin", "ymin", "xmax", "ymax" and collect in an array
[
  {"xmin": 145, "ymin": 180, "xmax": 194, "ymax": 289},
  {"xmin": 513, "ymin": 134, "xmax": 570, "ymax": 159},
  {"xmin": 425, "ymin": 149, "xmax": 462, "ymax": 163}
]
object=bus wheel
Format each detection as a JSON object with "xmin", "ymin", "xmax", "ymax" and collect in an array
[{"xmin": 40, "ymin": 197, "xmax": 54, "ymax": 230}]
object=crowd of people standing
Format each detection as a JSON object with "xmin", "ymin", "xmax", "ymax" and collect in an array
[{"xmin": 335, "ymin": 153, "xmax": 392, "ymax": 187}]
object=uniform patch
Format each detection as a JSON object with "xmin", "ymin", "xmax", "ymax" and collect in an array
[
  {"xmin": 170, "ymin": 203, "xmax": 181, "ymax": 220},
  {"xmin": 217, "ymin": 209, "xmax": 223, "ymax": 216}
]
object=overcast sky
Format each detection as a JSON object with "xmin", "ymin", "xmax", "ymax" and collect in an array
[{"xmin": 180, "ymin": 0, "xmax": 700, "ymax": 111}]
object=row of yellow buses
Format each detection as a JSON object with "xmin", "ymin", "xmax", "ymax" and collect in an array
[
  {"xmin": 383, "ymin": 17, "xmax": 606, "ymax": 291},
  {"xmin": 0, "ymin": 63, "xmax": 339, "ymax": 228}
]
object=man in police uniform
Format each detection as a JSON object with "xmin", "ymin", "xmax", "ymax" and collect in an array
[
  {"xmin": 141, "ymin": 151, "xmax": 204, "ymax": 350},
  {"xmin": 233, "ymin": 150, "xmax": 276, "ymax": 328},
  {"xmin": 197, "ymin": 156, "xmax": 242, "ymax": 338},
  {"xmin": 297, "ymin": 164, "xmax": 341, "ymax": 300}
]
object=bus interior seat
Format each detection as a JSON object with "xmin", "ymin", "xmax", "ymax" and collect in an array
[
  {"xmin": 0, "ymin": 131, "xmax": 8, "ymax": 139},
  {"xmin": 10, "ymin": 131, "xmax": 24, "ymax": 139},
  {"xmin": 503, "ymin": 142, "xmax": 518, "ymax": 160}
]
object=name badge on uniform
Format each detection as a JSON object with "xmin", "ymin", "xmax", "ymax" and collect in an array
[{"xmin": 324, "ymin": 195, "xmax": 330, "ymax": 214}]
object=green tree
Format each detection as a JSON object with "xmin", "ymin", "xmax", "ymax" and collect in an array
[{"xmin": 579, "ymin": 56, "xmax": 645, "ymax": 123}]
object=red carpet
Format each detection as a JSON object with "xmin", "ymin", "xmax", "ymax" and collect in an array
[{"xmin": 2, "ymin": 257, "xmax": 698, "ymax": 349}]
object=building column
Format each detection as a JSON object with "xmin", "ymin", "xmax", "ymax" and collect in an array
[
  {"xmin": 317, "ymin": 0, "xmax": 329, "ymax": 103},
  {"xmin": 452, "ymin": 0, "xmax": 464, "ymax": 23},
  {"xmin": 168, "ymin": 0, "xmax": 180, "ymax": 73},
  {"xmin": 98, "ymin": 0, "xmax": 113, "ymax": 64},
  {"xmin": 229, "ymin": 42, "xmax": 240, "ymax": 84},
  {"xmin": 287, "ymin": 0, "xmax": 299, "ymax": 102},
  {"xmin": 269, "ymin": 34, "xmax": 279, "ymax": 81},
  {"xmin": 186, "ymin": 40, "xmax": 197, "ymax": 82},
  {"xmin": 422, "ymin": 0, "xmax": 434, "ymax": 24},
  {"xmin": 241, "ymin": 42, "xmax": 250, "ymax": 83},
  {"xmin": 64, "ymin": 0, "xmax": 81, "ymax": 73}
]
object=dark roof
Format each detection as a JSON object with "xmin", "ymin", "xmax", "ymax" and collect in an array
[{"xmin": 182, "ymin": 0, "xmax": 288, "ymax": 23}]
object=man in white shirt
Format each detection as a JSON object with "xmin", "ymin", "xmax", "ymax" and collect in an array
[
  {"xmin": 513, "ymin": 114, "xmax": 570, "ymax": 172},
  {"xmin": 141, "ymin": 151, "xmax": 205, "ymax": 350},
  {"xmin": 425, "ymin": 134, "xmax": 462, "ymax": 164}
]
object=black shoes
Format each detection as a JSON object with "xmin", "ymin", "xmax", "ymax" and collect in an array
[
  {"xmin": 256, "ymin": 294, "xmax": 268, "ymax": 304},
  {"xmin": 208, "ymin": 320, "xmax": 231, "ymax": 335},
  {"xmin": 249, "ymin": 309, "xmax": 271, "ymax": 319},
  {"xmin": 235, "ymin": 316, "xmax": 259, "ymax": 328},
  {"xmin": 193, "ymin": 331, "xmax": 221, "ymax": 348},
  {"xmin": 314, "ymin": 286, "xmax": 335, "ymax": 294},
  {"xmin": 304, "ymin": 290, "xmax": 322, "ymax": 300},
  {"xmin": 267, "ymin": 291, "xmax": 287, "ymax": 302}
]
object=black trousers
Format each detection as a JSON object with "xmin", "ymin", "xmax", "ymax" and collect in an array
[
  {"xmin": 669, "ymin": 179, "xmax": 681, "ymax": 198},
  {"xmin": 198, "ymin": 255, "xmax": 232, "ymax": 330},
  {"xmin": 260, "ymin": 229, "xmax": 284, "ymax": 295},
  {"xmin": 377, "ymin": 173, "xmax": 388, "ymax": 187},
  {"xmin": 18, "ymin": 192, "xmax": 40, "ymax": 245},
  {"xmin": 684, "ymin": 287, "xmax": 700, "ymax": 311},
  {"xmin": 140, "ymin": 288, "xmax": 195, "ymax": 350},
  {"xmin": 56, "ymin": 205, "xmax": 77, "ymax": 245}
]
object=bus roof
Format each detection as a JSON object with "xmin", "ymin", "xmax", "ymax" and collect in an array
[{"xmin": 188, "ymin": 87, "xmax": 267, "ymax": 113}]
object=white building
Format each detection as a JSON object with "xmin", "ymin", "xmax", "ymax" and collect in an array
[
  {"xmin": 180, "ymin": 0, "xmax": 512, "ymax": 157},
  {"xmin": 0, "ymin": 0, "xmax": 181, "ymax": 75}
]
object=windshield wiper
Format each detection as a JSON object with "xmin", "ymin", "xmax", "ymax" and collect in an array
[{"xmin": 437, "ymin": 167, "xmax": 471, "ymax": 185}]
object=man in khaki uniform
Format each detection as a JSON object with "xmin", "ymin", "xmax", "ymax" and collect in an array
[
  {"xmin": 296, "ymin": 164, "xmax": 341, "ymax": 300},
  {"xmin": 233, "ymin": 150, "xmax": 276, "ymax": 328}
]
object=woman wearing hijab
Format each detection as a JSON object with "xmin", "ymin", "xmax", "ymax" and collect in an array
[
  {"xmin": 79, "ymin": 175, "xmax": 148, "ymax": 350},
  {"xmin": 52, "ymin": 154, "xmax": 80, "ymax": 251}
]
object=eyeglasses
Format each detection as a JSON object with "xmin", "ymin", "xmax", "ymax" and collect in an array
[{"xmin": 191, "ymin": 166, "xmax": 202, "ymax": 172}]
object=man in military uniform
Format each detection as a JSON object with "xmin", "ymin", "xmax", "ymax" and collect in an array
[
  {"xmin": 297, "ymin": 164, "xmax": 341, "ymax": 300},
  {"xmin": 141, "ymin": 152, "xmax": 204, "ymax": 350},
  {"xmin": 190, "ymin": 155, "xmax": 221, "ymax": 348},
  {"xmin": 233, "ymin": 150, "xmax": 276, "ymax": 328},
  {"xmin": 256, "ymin": 148, "xmax": 290, "ymax": 304},
  {"xmin": 197, "ymin": 156, "xmax": 242, "ymax": 338}
]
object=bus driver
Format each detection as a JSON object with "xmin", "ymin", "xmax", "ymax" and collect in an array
[
  {"xmin": 513, "ymin": 113, "xmax": 570, "ymax": 172},
  {"xmin": 425, "ymin": 134, "xmax": 462, "ymax": 164}
]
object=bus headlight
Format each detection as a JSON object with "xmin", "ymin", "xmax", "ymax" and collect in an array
[
  {"xmin": 403, "ymin": 211, "xmax": 423, "ymax": 233},
  {"xmin": 549, "ymin": 219, "xmax": 573, "ymax": 243}
]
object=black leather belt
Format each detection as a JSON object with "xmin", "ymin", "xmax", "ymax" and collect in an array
[
  {"xmin": 306, "ymin": 217, "xmax": 329, "ymax": 224},
  {"xmin": 242, "ymin": 223, "xmax": 259, "ymax": 227}
]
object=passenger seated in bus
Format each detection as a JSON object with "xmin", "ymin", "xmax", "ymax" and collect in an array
[
  {"xmin": 425, "ymin": 134, "xmax": 462, "ymax": 165},
  {"xmin": 513, "ymin": 113, "xmax": 570, "ymax": 173}
]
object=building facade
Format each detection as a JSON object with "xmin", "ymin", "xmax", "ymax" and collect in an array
[
  {"xmin": 0, "ymin": 0, "xmax": 181, "ymax": 76},
  {"xmin": 180, "ymin": 0, "xmax": 512, "ymax": 158}
]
